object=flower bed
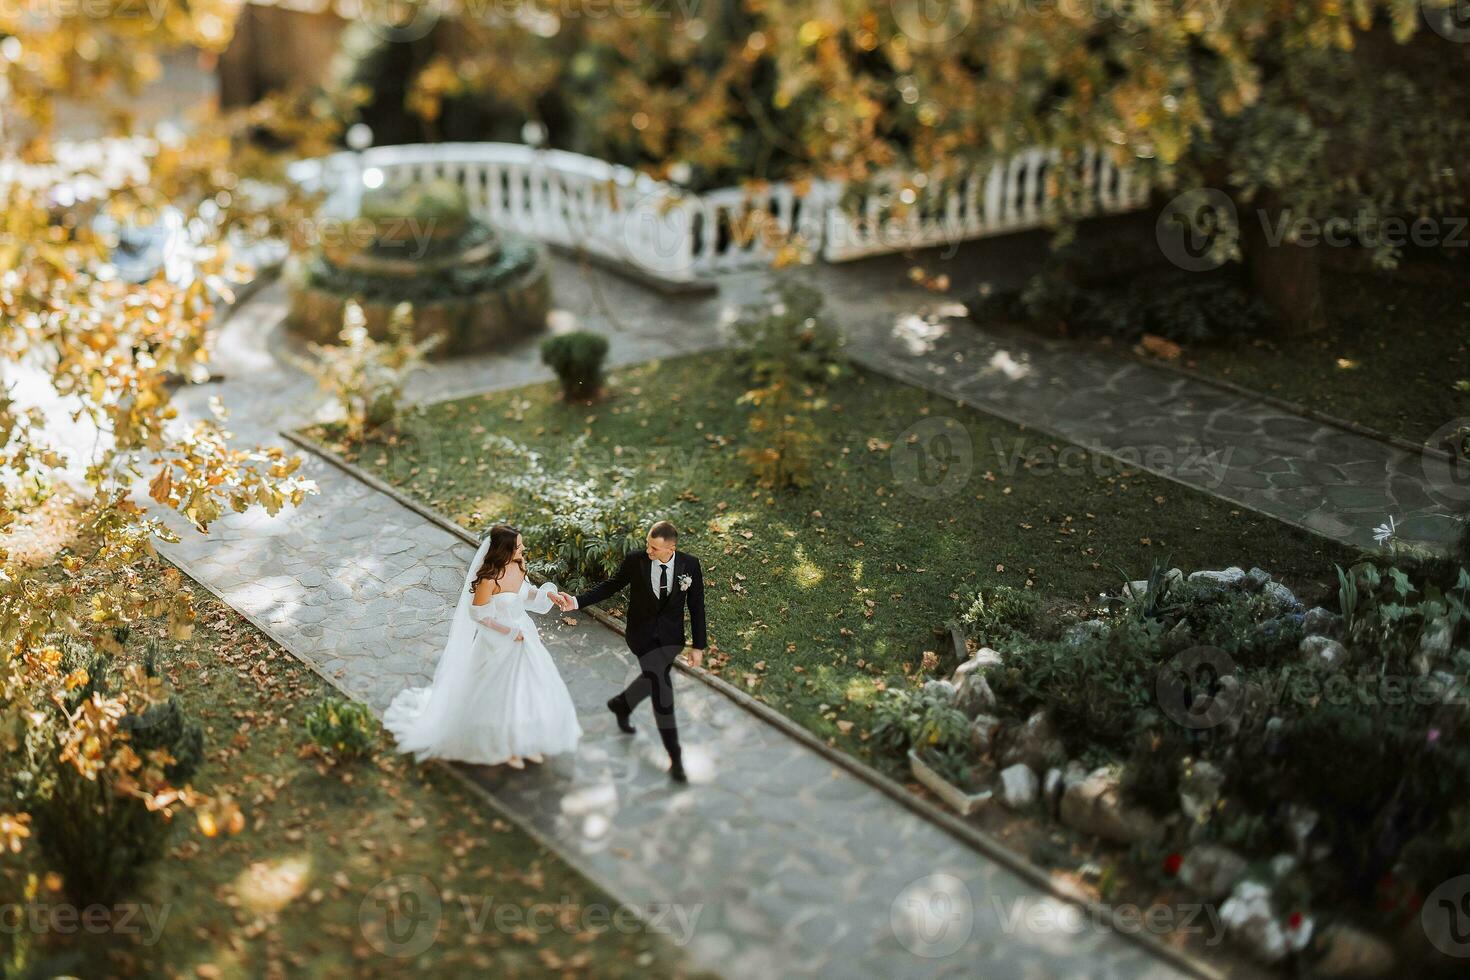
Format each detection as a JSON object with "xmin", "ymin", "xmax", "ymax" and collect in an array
[{"xmin": 902, "ymin": 558, "xmax": 1470, "ymax": 972}]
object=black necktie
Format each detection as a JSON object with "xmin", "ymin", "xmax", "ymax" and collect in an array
[{"xmin": 659, "ymin": 563, "xmax": 668, "ymax": 598}]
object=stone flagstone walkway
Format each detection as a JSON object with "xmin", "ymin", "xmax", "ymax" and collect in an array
[{"xmin": 139, "ymin": 264, "xmax": 1194, "ymax": 979}]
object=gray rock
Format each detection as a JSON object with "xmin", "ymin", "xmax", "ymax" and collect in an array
[
  {"xmin": 1000, "ymin": 710, "xmax": 1066, "ymax": 771},
  {"xmin": 1179, "ymin": 759, "xmax": 1226, "ymax": 825},
  {"xmin": 1188, "ymin": 566, "xmax": 1246, "ymax": 589},
  {"xmin": 922, "ymin": 679, "xmax": 957, "ymax": 702},
  {"xmin": 953, "ymin": 670, "xmax": 997, "ymax": 718},
  {"xmin": 1123, "ymin": 579, "xmax": 1151, "ymax": 600},
  {"xmin": 998, "ymin": 764, "xmax": 1039, "ymax": 809},
  {"xmin": 1300, "ymin": 635, "xmax": 1349, "ymax": 671},
  {"xmin": 1286, "ymin": 804, "xmax": 1319, "ymax": 857},
  {"xmin": 1313, "ymin": 923, "xmax": 1396, "ymax": 978},
  {"xmin": 1220, "ymin": 879, "xmax": 1289, "ymax": 963},
  {"xmin": 952, "ymin": 647, "xmax": 1004, "ymax": 681},
  {"xmin": 1043, "ymin": 767, "xmax": 1064, "ymax": 813},
  {"xmin": 1269, "ymin": 854, "xmax": 1298, "ymax": 880},
  {"xmin": 1165, "ymin": 567, "xmax": 1185, "ymax": 590},
  {"xmin": 1059, "ymin": 766, "xmax": 1160, "ymax": 844},
  {"xmin": 1063, "ymin": 619, "xmax": 1109, "ymax": 645},
  {"xmin": 969, "ymin": 714, "xmax": 1001, "ymax": 756},
  {"xmin": 1302, "ymin": 606, "xmax": 1340, "ymax": 636},
  {"xmin": 1261, "ymin": 581, "xmax": 1302, "ymax": 611},
  {"xmin": 1178, "ymin": 844, "xmax": 1248, "ymax": 900},
  {"xmin": 1245, "ymin": 566, "xmax": 1273, "ymax": 592}
]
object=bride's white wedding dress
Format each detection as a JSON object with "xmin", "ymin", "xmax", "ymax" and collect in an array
[{"xmin": 384, "ymin": 538, "xmax": 582, "ymax": 766}]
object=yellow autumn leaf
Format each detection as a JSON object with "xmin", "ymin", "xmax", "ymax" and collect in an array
[{"xmin": 148, "ymin": 465, "xmax": 173, "ymax": 504}]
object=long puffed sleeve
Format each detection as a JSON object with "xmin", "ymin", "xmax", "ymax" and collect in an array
[
  {"xmin": 470, "ymin": 608, "xmax": 518, "ymax": 637},
  {"xmin": 523, "ymin": 582, "xmax": 561, "ymax": 616}
]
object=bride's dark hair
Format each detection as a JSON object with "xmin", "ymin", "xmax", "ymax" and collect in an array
[{"xmin": 471, "ymin": 524, "xmax": 525, "ymax": 593}]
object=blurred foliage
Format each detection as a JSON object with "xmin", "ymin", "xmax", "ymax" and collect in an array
[
  {"xmin": 297, "ymin": 301, "xmax": 440, "ymax": 437},
  {"xmin": 733, "ymin": 280, "xmax": 842, "ymax": 490},
  {"xmin": 0, "ymin": 11, "xmax": 338, "ymax": 880},
  {"xmin": 386, "ymin": 3, "xmax": 1469, "ymax": 229}
]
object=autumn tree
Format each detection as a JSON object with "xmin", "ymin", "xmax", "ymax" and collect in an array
[
  {"xmin": 385, "ymin": 0, "xmax": 1469, "ymax": 332},
  {"xmin": 0, "ymin": 8, "xmax": 335, "ymax": 860}
]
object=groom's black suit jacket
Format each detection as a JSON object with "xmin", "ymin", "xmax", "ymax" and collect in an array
[{"xmin": 576, "ymin": 550, "xmax": 707, "ymax": 657}]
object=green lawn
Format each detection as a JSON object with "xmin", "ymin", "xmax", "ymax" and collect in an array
[
  {"xmin": 2, "ymin": 506, "xmax": 691, "ymax": 978},
  {"xmin": 308, "ymin": 352, "xmax": 1354, "ymax": 774},
  {"xmin": 1183, "ymin": 268, "xmax": 1470, "ymax": 445}
]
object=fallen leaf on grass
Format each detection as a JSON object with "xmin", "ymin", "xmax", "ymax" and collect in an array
[{"xmin": 1137, "ymin": 334, "xmax": 1182, "ymax": 360}]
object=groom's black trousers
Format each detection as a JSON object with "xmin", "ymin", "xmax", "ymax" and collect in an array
[{"xmin": 614, "ymin": 643, "xmax": 681, "ymax": 763}]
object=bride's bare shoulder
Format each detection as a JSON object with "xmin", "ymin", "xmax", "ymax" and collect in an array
[
  {"xmin": 473, "ymin": 577, "xmax": 505, "ymax": 603},
  {"xmin": 474, "ymin": 569, "xmax": 524, "ymax": 601}
]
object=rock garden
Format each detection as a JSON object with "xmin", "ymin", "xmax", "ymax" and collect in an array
[{"xmin": 892, "ymin": 554, "xmax": 1470, "ymax": 974}]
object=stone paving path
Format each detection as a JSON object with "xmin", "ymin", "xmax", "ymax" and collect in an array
[
  {"xmin": 141, "ymin": 263, "xmax": 1189, "ymax": 979},
  {"xmin": 799, "ymin": 247, "xmax": 1463, "ymax": 555}
]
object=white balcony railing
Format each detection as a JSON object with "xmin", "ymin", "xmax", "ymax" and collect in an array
[{"xmin": 288, "ymin": 141, "xmax": 1150, "ymax": 285}]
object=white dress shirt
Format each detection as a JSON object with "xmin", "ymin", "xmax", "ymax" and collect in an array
[{"xmin": 651, "ymin": 552, "xmax": 676, "ymax": 599}]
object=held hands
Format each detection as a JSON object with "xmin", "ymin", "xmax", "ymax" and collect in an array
[{"xmin": 551, "ymin": 592, "xmax": 577, "ymax": 612}]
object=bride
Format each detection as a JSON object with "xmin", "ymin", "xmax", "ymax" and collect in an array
[{"xmin": 384, "ymin": 524, "xmax": 582, "ymax": 768}]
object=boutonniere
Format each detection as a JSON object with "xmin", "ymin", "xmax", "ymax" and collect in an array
[{"xmin": 678, "ymin": 574, "xmax": 693, "ymax": 592}]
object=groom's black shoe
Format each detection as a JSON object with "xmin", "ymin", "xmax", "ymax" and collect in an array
[
  {"xmin": 669, "ymin": 759, "xmax": 688, "ymax": 783},
  {"xmin": 607, "ymin": 698, "xmax": 635, "ymax": 734}
]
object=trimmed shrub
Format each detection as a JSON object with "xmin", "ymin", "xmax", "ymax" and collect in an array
[{"xmin": 540, "ymin": 331, "xmax": 610, "ymax": 401}]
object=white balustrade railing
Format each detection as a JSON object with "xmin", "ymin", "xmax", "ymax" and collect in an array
[
  {"xmin": 821, "ymin": 148, "xmax": 1152, "ymax": 262},
  {"xmin": 287, "ymin": 142, "xmax": 1149, "ymax": 285}
]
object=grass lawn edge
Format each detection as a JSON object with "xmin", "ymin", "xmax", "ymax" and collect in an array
[{"xmin": 280, "ymin": 425, "xmax": 1230, "ymax": 980}]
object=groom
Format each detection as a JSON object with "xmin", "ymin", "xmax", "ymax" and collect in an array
[{"xmin": 553, "ymin": 520, "xmax": 706, "ymax": 783}]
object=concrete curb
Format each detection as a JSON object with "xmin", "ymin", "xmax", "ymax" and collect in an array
[{"xmin": 282, "ymin": 425, "xmax": 1230, "ymax": 980}]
